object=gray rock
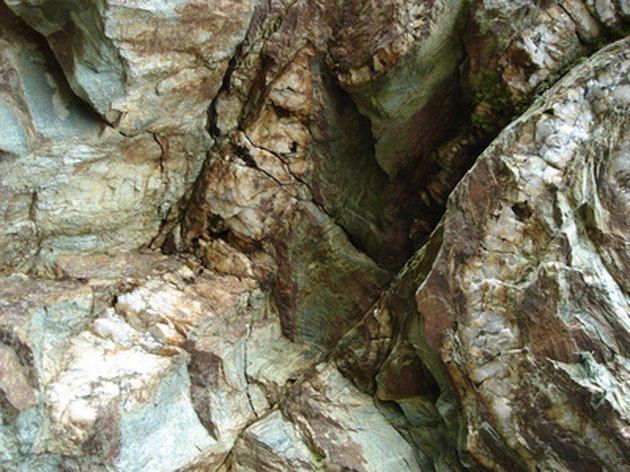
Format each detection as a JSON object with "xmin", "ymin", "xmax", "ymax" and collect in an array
[
  {"xmin": 284, "ymin": 363, "xmax": 422, "ymax": 472},
  {"xmin": 0, "ymin": 4, "xmax": 209, "ymax": 273},
  {"xmin": 230, "ymin": 410, "xmax": 320, "ymax": 471},
  {"xmin": 5, "ymin": 0, "xmax": 256, "ymax": 134}
]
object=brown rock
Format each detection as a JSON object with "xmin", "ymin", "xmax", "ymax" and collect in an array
[{"xmin": 416, "ymin": 38, "xmax": 630, "ymax": 471}]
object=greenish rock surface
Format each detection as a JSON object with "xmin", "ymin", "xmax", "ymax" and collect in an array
[
  {"xmin": 0, "ymin": 0, "xmax": 628, "ymax": 470},
  {"xmin": 5, "ymin": 0, "xmax": 255, "ymax": 134},
  {"xmin": 0, "ymin": 3, "xmax": 210, "ymax": 274},
  {"xmin": 416, "ymin": 38, "xmax": 630, "ymax": 471}
]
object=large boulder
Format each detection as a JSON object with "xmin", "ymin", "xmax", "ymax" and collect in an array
[
  {"xmin": 332, "ymin": 36, "xmax": 630, "ymax": 472},
  {"xmin": 416, "ymin": 38, "xmax": 630, "ymax": 470}
]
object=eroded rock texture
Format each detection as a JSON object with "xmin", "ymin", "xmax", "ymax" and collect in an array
[
  {"xmin": 417, "ymin": 39, "xmax": 630, "ymax": 470},
  {"xmin": 0, "ymin": 0, "xmax": 628, "ymax": 470}
]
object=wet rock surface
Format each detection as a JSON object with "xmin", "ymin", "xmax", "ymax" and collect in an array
[{"xmin": 0, "ymin": 0, "xmax": 628, "ymax": 470}]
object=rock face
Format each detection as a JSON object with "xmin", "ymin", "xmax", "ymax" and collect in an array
[
  {"xmin": 4, "ymin": 0, "xmax": 254, "ymax": 134},
  {"xmin": 416, "ymin": 39, "xmax": 630, "ymax": 470},
  {"xmin": 465, "ymin": 0, "xmax": 629, "ymax": 132},
  {"xmin": 0, "ymin": 3, "xmax": 210, "ymax": 273},
  {"xmin": 0, "ymin": 0, "xmax": 628, "ymax": 470}
]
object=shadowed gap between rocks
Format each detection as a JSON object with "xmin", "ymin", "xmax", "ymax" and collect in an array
[{"xmin": 169, "ymin": 22, "xmax": 495, "ymax": 466}]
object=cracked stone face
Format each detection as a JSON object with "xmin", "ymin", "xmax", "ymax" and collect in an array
[
  {"xmin": 0, "ymin": 0, "xmax": 628, "ymax": 470},
  {"xmin": 415, "ymin": 39, "xmax": 630, "ymax": 471}
]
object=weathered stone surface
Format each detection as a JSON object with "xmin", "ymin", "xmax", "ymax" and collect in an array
[
  {"xmin": 1, "ymin": 0, "xmax": 629, "ymax": 470},
  {"xmin": 5, "ymin": 0, "xmax": 255, "ymax": 134},
  {"xmin": 0, "ymin": 255, "xmax": 323, "ymax": 470},
  {"xmin": 281, "ymin": 364, "xmax": 421, "ymax": 471},
  {"xmin": 229, "ymin": 360, "xmax": 436, "ymax": 471},
  {"xmin": 0, "ymin": 4, "xmax": 210, "ymax": 274},
  {"xmin": 466, "ymin": 0, "xmax": 629, "ymax": 132},
  {"xmin": 112, "ymin": 259, "xmax": 322, "ymax": 467},
  {"xmin": 330, "ymin": 0, "xmax": 466, "ymax": 179},
  {"xmin": 180, "ymin": 0, "xmax": 477, "ymax": 351},
  {"xmin": 229, "ymin": 409, "xmax": 319, "ymax": 471},
  {"xmin": 42, "ymin": 313, "xmax": 211, "ymax": 471},
  {"xmin": 0, "ymin": 276, "xmax": 95, "ymax": 386},
  {"xmin": 329, "ymin": 34, "xmax": 630, "ymax": 472},
  {"xmin": 0, "ymin": 344, "xmax": 35, "ymax": 413},
  {"xmin": 0, "ymin": 275, "xmax": 94, "ymax": 467},
  {"xmin": 182, "ymin": 122, "xmax": 393, "ymax": 349},
  {"xmin": 332, "ymin": 224, "xmax": 469, "ymax": 471},
  {"xmin": 401, "ymin": 0, "xmax": 630, "ymax": 247},
  {"xmin": 416, "ymin": 38, "xmax": 630, "ymax": 470}
]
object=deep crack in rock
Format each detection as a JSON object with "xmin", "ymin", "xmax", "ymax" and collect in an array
[{"xmin": 0, "ymin": 1, "xmax": 628, "ymax": 470}]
